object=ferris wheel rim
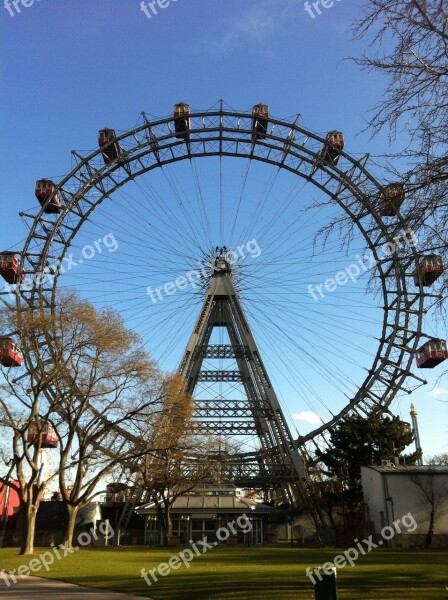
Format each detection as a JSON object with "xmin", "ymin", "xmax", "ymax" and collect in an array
[{"xmin": 8, "ymin": 104, "xmax": 426, "ymax": 449}]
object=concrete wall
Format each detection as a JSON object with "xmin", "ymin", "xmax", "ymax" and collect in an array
[
  {"xmin": 385, "ymin": 472, "xmax": 448, "ymax": 535},
  {"xmin": 361, "ymin": 467, "xmax": 386, "ymax": 533},
  {"xmin": 361, "ymin": 467, "xmax": 448, "ymax": 546}
]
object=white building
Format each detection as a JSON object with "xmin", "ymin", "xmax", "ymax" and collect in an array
[{"xmin": 361, "ymin": 464, "xmax": 448, "ymax": 547}]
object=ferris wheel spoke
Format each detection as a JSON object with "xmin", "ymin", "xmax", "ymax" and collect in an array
[
  {"xmin": 244, "ymin": 301, "xmax": 369, "ymax": 394},
  {"xmin": 190, "ymin": 158, "xmax": 214, "ymax": 249},
  {"xmin": 131, "ymin": 173, "xmax": 192, "ymax": 240},
  {"xmin": 219, "ymin": 156, "xmax": 224, "ymax": 246},
  {"xmin": 228, "ymin": 158, "xmax": 252, "ymax": 247},
  {"xmin": 243, "ymin": 308, "xmax": 334, "ymax": 415},
  {"xmin": 160, "ymin": 166, "xmax": 209, "ymax": 253},
  {"xmin": 238, "ymin": 166, "xmax": 280, "ymax": 244}
]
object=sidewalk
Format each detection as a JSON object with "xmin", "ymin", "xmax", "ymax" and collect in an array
[{"xmin": 1, "ymin": 576, "xmax": 153, "ymax": 599}]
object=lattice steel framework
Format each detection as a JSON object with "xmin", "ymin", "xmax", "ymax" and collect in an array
[
  {"xmin": 0, "ymin": 102, "xmax": 430, "ymax": 532},
  {"xmin": 178, "ymin": 253, "xmax": 311, "ymax": 506}
]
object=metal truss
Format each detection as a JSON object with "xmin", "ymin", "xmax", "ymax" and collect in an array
[
  {"xmin": 2, "ymin": 102, "xmax": 430, "ymax": 533},
  {"xmin": 195, "ymin": 344, "xmax": 248, "ymax": 359},
  {"xmin": 177, "ymin": 253, "xmax": 330, "ymax": 523}
]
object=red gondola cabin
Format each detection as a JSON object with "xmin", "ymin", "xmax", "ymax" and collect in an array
[
  {"xmin": 35, "ymin": 179, "xmax": 62, "ymax": 214},
  {"xmin": 416, "ymin": 339, "xmax": 448, "ymax": 368},
  {"xmin": 98, "ymin": 129, "xmax": 121, "ymax": 165},
  {"xmin": 0, "ymin": 253, "xmax": 25, "ymax": 285},
  {"xmin": 320, "ymin": 131, "xmax": 344, "ymax": 166},
  {"xmin": 27, "ymin": 422, "xmax": 58, "ymax": 448},
  {"xmin": 413, "ymin": 254, "xmax": 444, "ymax": 286},
  {"xmin": 0, "ymin": 337, "xmax": 23, "ymax": 368},
  {"xmin": 173, "ymin": 103, "xmax": 190, "ymax": 142},
  {"xmin": 380, "ymin": 183, "xmax": 405, "ymax": 216},
  {"xmin": 252, "ymin": 104, "xmax": 269, "ymax": 141}
]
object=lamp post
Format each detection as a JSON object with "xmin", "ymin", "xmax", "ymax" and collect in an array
[{"xmin": 180, "ymin": 514, "xmax": 190, "ymax": 546}]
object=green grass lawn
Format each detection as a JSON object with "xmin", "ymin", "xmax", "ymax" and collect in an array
[{"xmin": 0, "ymin": 546, "xmax": 447, "ymax": 599}]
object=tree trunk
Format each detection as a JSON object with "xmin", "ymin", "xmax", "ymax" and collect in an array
[
  {"xmin": 425, "ymin": 509, "xmax": 435, "ymax": 548},
  {"xmin": 19, "ymin": 502, "xmax": 38, "ymax": 556},
  {"xmin": 61, "ymin": 504, "xmax": 79, "ymax": 549},
  {"xmin": 325, "ymin": 508, "xmax": 339, "ymax": 545},
  {"xmin": 163, "ymin": 504, "xmax": 173, "ymax": 545}
]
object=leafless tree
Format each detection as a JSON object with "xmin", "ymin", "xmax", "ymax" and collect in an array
[
  {"xmin": 137, "ymin": 374, "xmax": 220, "ymax": 545},
  {"xmin": 352, "ymin": 1, "xmax": 448, "ymax": 296},
  {"xmin": 0, "ymin": 289, "xmax": 160, "ymax": 553},
  {"xmin": 0, "ymin": 306, "xmax": 66, "ymax": 555},
  {"xmin": 411, "ymin": 462, "xmax": 448, "ymax": 547},
  {"xmin": 0, "ymin": 396, "xmax": 58, "ymax": 555},
  {"xmin": 428, "ymin": 452, "xmax": 448, "ymax": 465}
]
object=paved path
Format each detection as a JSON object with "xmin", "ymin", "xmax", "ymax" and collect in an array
[{"xmin": 1, "ymin": 576, "xmax": 153, "ymax": 599}]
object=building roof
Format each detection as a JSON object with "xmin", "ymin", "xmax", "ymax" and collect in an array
[
  {"xmin": 363, "ymin": 465, "xmax": 448, "ymax": 474},
  {"xmin": 135, "ymin": 494, "xmax": 276, "ymax": 515}
]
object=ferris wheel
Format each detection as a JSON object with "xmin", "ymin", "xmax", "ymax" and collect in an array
[{"xmin": 1, "ymin": 100, "xmax": 445, "ymax": 477}]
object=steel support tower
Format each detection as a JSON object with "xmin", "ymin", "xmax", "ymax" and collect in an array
[{"xmin": 178, "ymin": 250, "xmax": 316, "ymax": 512}]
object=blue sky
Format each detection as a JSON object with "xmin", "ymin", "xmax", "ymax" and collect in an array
[{"xmin": 1, "ymin": 0, "xmax": 446, "ymax": 458}]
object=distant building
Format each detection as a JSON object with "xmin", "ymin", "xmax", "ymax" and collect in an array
[
  {"xmin": 0, "ymin": 482, "xmax": 20, "ymax": 520},
  {"xmin": 0, "ymin": 494, "xmax": 107, "ymax": 548},
  {"xmin": 361, "ymin": 464, "xmax": 448, "ymax": 547}
]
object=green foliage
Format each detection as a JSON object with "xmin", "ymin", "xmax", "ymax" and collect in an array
[{"xmin": 316, "ymin": 412, "xmax": 418, "ymax": 500}]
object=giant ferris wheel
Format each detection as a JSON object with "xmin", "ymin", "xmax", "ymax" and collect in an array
[{"xmin": 2, "ymin": 100, "xmax": 444, "ymax": 516}]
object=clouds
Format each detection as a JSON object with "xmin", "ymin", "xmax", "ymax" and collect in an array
[
  {"xmin": 194, "ymin": 1, "xmax": 298, "ymax": 57},
  {"xmin": 430, "ymin": 387, "xmax": 448, "ymax": 398},
  {"xmin": 292, "ymin": 411, "xmax": 322, "ymax": 425},
  {"xmin": 227, "ymin": 2, "xmax": 291, "ymax": 43}
]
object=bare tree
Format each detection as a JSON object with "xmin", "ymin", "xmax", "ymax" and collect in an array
[
  {"xmin": 138, "ymin": 374, "xmax": 219, "ymax": 545},
  {"xmin": 0, "ymin": 406, "xmax": 59, "ymax": 555},
  {"xmin": 429, "ymin": 452, "xmax": 448, "ymax": 465},
  {"xmin": 352, "ymin": 1, "xmax": 448, "ymax": 296},
  {"xmin": 411, "ymin": 463, "xmax": 448, "ymax": 547},
  {"xmin": 0, "ymin": 308, "xmax": 65, "ymax": 555},
  {"xmin": 0, "ymin": 290, "xmax": 160, "ymax": 553},
  {"xmin": 45, "ymin": 291, "xmax": 161, "ymax": 548}
]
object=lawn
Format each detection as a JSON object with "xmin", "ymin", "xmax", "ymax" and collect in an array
[{"xmin": 0, "ymin": 546, "xmax": 447, "ymax": 599}]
